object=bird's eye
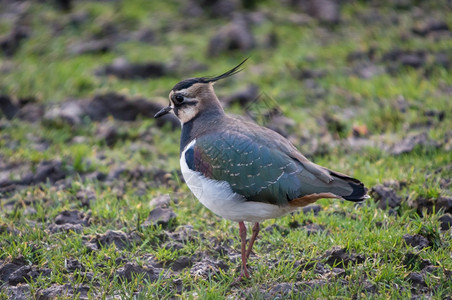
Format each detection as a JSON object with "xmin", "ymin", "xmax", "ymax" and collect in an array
[{"xmin": 174, "ymin": 94, "xmax": 184, "ymax": 104}]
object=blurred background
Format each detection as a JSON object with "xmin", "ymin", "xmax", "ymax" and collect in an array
[{"xmin": 1, "ymin": 0, "xmax": 450, "ymax": 178}]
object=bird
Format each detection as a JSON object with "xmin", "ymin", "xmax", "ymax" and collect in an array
[{"xmin": 154, "ymin": 59, "xmax": 368, "ymax": 281}]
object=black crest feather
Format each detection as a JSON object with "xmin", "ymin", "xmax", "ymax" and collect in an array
[
  {"xmin": 200, "ymin": 58, "xmax": 248, "ymax": 83},
  {"xmin": 172, "ymin": 58, "xmax": 248, "ymax": 91}
]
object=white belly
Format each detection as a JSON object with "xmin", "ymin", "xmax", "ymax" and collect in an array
[{"xmin": 180, "ymin": 140, "xmax": 297, "ymax": 223}]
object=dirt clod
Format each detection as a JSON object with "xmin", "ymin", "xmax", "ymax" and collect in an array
[
  {"xmin": 409, "ymin": 195, "xmax": 452, "ymax": 215},
  {"xmin": 94, "ymin": 230, "xmax": 141, "ymax": 250},
  {"xmin": 403, "ymin": 252, "xmax": 432, "ymax": 270},
  {"xmin": 49, "ymin": 223, "xmax": 84, "ymax": 233},
  {"xmin": 43, "ymin": 94, "xmax": 179, "ymax": 129},
  {"xmin": 69, "ymin": 39, "xmax": 112, "ymax": 55},
  {"xmin": 302, "ymin": 223, "xmax": 326, "ymax": 236},
  {"xmin": 115, "ymin": 262, "xmax": 160, "ymax": 282},
  {"xmin": 438, "ymin": 214, "xmax": 452, "ymax": 231},
  {"xmin": 36, "ymin": 284, "xmax": 89, "ymax": 300},
  {"xmin": 0, "ymin": 25, "xmax": 29, "ymax": 56},
  {"xmin": 144, "ymin": 206, "xmax": 177, "ymax": 228},
  {"xmin": 55, "ymin": 210, "xmax": 90, "ymax": 226},
  {"xmin": 412, "ymin": 20, "xmax": 450, "ymax": 37},
  {"xmin": 66, "ymin": 259, "xmax": 85, "ymax": 272},
  {"xmin": 370, "ymin": 185, "xmax": 402, "ymax": 209},
  {"xmin": 269, "ymin": 283, "xmax": 298, "ymax": 296},
  {"xmin": 221, "ymin": 84, "xmax": 259, "ymax": 107},
  {"xmin": 163, "ymin": 241, "xmax": 184, "ymax": 251},
  {"xmin": 190, "ymin": 258, "xmax": 228, "ymax": 279},
  {"xmin": 390, "ymin": 132, "xmax": 440, "ymax": 155},
  {"xmin": 3, "ymin": 284, "xmax": 30, "ymax": 300},
  {"xmin": 302, "ymin": 204, "xmax": 322, "ymax": 215},
  {"xmin": 0, "ymin": 257, "xmax": 27, "ymax": 283},
  {"xmin": 96, "ymin": 123, "xmax": 120, "ymax": 147},
  {"xmin": 407, "ymin": 272, "xmax": 426, "ymax": 287},
  {"xmin": 293, "ymin": 0, "xmax": 340, "ymax": 24},
  {"xmin": 98, "ymin": 58, "xmax": 167, "ymax": 79},
  {"xmin": 21, "ymin": 160, "xmax": 68, "ymax": 186},
  {"xmin": 49, "ymin": 210, "xmax": 90, "ymax": 233},
  {"xmin": 8, "ymin": 265, "xmax": 51, "ymax": 286},
  {"xmin": 0, "ymin": 95, "xmax": 19, "ymax": 119},
  {"xmin": 403, "ymin": 234, "xmax": 431, "ymax": 250},
  {"xmin": 149, "ymin": 194, "xmax": 171, "ymax": 208},
  {"xmin": 323, "ymin": 247, "xmax": 365, "ymax": 268},
  {"xmin": 170, "ymin": 256, "xmax": 193, "ymax": 272},
  {"xmin": 76, "ymin": 189, "xmax": 96, "ymax": 208},
  {"xmin": 207, "ymin": 15, "xmax": 255, "ymax": 57},
  {"xmin": 167, "ymin": 225, "xmax": 199, "ymax": 243}
]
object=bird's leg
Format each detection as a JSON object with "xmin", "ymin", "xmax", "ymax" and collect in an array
[
  {"xmin": 246, "ymin": 222, "xmax": 260, "ymax": 259},
  {"xmin": 237, "ymin": 221, "xmax": 250, "ymax": 280}
]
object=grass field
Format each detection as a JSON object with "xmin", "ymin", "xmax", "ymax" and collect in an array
[{"xmin": 0, "ymin": 0, "xmax": 451, "ymax": 298}]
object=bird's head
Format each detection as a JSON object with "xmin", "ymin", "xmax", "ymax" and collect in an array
[{"xmin": 154, "ymin": 58, "xmax": 248, "ymax": 123}]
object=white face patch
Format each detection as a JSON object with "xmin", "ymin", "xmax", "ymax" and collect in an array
[{"xmin": 177, "ymin": 105, "xmax": 198, "ymax": 123}]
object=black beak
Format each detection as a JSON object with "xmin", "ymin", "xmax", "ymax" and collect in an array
[{"xmin": 154, "ymin": 106, "xmax": 172, "ymax": 118}]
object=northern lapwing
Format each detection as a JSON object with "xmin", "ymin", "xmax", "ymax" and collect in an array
[{"xmin": 154, "ymin": 59, "xmax": 368, "ymax": 280}]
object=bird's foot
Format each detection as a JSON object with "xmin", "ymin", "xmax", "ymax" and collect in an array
[{"xmin": 234, "ymin": 268, "xmax": 250, "ymax": 283}]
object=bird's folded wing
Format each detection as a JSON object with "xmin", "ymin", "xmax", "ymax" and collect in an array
[{"xmin": 189, "ymin": 132, "xmax": 312, "ymax": 205}]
